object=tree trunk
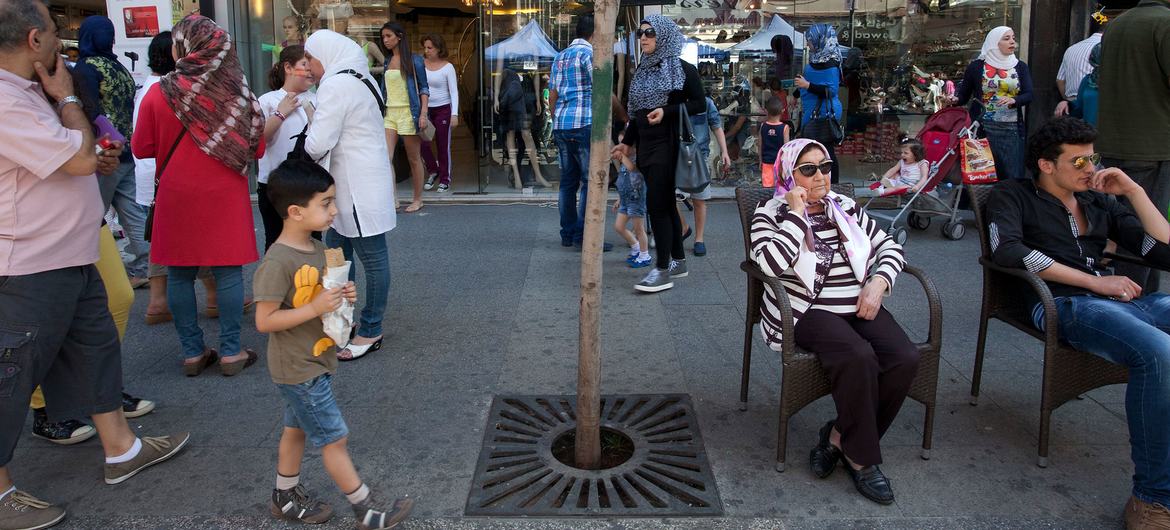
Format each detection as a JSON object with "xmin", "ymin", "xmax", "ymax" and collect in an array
[{"xmin": 575, "ymin": 2, "xmax": 618, "ymax": 470}]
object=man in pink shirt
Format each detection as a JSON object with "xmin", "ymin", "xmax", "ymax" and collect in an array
[{"xmin": 0, "ymin": 1, "xmax": 189, "ymax": 528}]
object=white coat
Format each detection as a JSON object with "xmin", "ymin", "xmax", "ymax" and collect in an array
[{"xmin": 304, "ymin": 30, "xmax": 396, "ymax": 238}]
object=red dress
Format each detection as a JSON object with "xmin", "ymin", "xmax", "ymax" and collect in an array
[{"xmin": 132, "ymin": 84, "xmax": 263, "ymax": 267}]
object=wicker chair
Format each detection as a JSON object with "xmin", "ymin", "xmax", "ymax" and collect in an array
[
  {"xmin": 967, "ymin": 183, "xmax": 1141, "ymax": 467},
  {"xmin": 735, "ymin": 186, "xmax": 942, "ymax": 472}
]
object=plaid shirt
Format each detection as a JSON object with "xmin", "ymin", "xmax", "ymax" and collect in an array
[{"xmin": 550, "ymin": 39, "xmax": 593, "ymax": 130}]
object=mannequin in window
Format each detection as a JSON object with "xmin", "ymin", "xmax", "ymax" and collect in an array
[
  {"xmin": 314, "ymin": 0, "xmax": 352, "ymax": 34},
  {"xmin": 494, "ymin": 56, "xmax": 550, "ymax": 188},
  {"xmin": 349, "ymin": 28, "xmax": 384, "ymax": 76}
]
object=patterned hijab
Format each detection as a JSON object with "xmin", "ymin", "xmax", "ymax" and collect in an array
[
  {"xmin": 627, "ymin": 15, "xmax": 685, "ymax": 113},
  {"xmin": 979, "ymin": 26, "xmax": 1019, "ymax": 70},
  {"xmin": 160, "ymin": 15, "xmax": 263, "ymax": 174},
  {"xmin": 772, "ymin": 138, "xmax": 871, "ymax": 292},
  {"xmin": 806, "ymin": 24, "xmax": 842, "ymax": 65}
]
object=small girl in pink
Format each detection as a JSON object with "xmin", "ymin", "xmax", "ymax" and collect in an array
[{"xmin": 870, "ymin": 139, "xmax": 930, "ymax": 196}]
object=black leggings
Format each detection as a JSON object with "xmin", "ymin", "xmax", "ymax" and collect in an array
[
  {"xmin": 256, "ymin": 182, "xmax": 282, "ymax": 252},
  {"xmin": 642, "ymin": 163, "xmax": 685, "ymax": 269}
]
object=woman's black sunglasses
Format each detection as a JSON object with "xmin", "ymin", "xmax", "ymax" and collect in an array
[
  {"xmin": 795, "ymin": 161, "xmax": 833, "ymax": 177},
  {"xmin": 636, "ymin": 28, "xmax": 656, "ymax": 38}
]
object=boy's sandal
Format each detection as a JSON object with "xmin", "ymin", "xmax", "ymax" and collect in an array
[
  {"xmin": 337, "ymin": 337, "xmax": 382, "ymax": 362},
  {"xmin": 182, "ymin": 349, "xmax": 218, "ymax": 377},
  {"xmin": 219, "ymin": 349, "xmax": 258, "ymax": 377}
]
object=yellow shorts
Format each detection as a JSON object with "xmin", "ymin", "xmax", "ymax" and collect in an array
[{"xmin": 383, "ymin": 106, "xmax": 416, "ymax": 135}]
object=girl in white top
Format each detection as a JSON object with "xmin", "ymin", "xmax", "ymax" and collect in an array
[
  {"xmin": 871, "ymin": 139, "xmax": 930, "ymax": 196},
  {"xmin": 419, "ymin": 33, "xmax": 459, "ymax": 192},
  {"xmin": 257, "ymin": 44, "xmax": 318, "ymax": 251}
]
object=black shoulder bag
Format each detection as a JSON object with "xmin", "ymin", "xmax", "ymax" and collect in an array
[{"xmin": 143, "ymin": 130, "xmax": 185, "ymax": 242}]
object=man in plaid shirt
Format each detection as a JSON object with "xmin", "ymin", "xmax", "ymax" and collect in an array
[{"xmin": 550, "ymin": 14, "xmax": 610, "ymax": 251}]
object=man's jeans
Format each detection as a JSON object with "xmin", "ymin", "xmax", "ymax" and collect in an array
[
  {"xmin": 99, "ymin": 161, "xmax": 150, "ymax": 278},
  {"xmin": 1042, "ymin": 292, "xmax": 1170, "ymax": 506},
  {"xmin": 325, "ymin": 228, "xmax": 389, "ymax": 339},
  {"xmin": 1104, "ymin": 158, "xmax": 1170, "ymax": 294},
  {"xmin": 553, "ymin": 127, "xmax": 590, "ymax": 245}
]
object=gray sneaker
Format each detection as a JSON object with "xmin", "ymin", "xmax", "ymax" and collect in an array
[
  {"xmin": 104, "ymin": 433, "xmax": 190, "ymax": 485},
  {"xmin": 0, "ymin": 490, "xmax": 66, "ymax": 530},
  {"xmin": 353, "ymin": 493, "xmax": 413, "ymax": 530},
  {"xmin": 635, "ymin": 268, "xmax": 674, "ymax": 293},
  {"xmin": 668, "ymin": 259, "xmax": 688, "ymax": 278}
]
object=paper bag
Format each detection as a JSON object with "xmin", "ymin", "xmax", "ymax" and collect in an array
[{"xmin": 960, "ymin": 137, "xmax": 998, "ymax": 185}]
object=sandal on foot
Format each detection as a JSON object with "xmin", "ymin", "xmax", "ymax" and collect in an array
[
  {"xmin": 220, "ymin": 349, "xmax": 258, "ymax": 376},
  {"xmin": 405, "ymin": 203, "xmax": 423, "ymax": 213},
  {"xmin": 183, "ymin": 349, "xmax": 218, "ymax": 377},
  {"xmin": 338, "ymin": 337, "xmax": 382, "ymax": 362},
  {"xmin": 145, "ymin": 311, "xmax": 173, "ymax": 325}
]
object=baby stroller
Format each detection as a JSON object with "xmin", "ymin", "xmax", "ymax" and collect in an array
[{"xmin": 863, "ymin": 107, "xmax": 975, "ymax": 244}]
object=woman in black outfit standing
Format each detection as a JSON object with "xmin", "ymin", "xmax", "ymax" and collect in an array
[{"xmin": 613, "ymin": 15, "xmax": 706, "ymax": 293}]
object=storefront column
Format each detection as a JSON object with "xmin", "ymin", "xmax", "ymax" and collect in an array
[{"xmin": 1025, "ymin": 0, "xmax": 1072, "ymax": 134}]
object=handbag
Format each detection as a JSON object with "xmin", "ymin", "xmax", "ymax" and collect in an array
[
  {"xmin": 959, "ymin": 136, "xmax": 998, "ymax": 184},
  {"xmin": 800, "ymin": 94, "xmax": 844, "ymax": 145},
  {"xmin": 143, "ymin": 130, "xmax": 185, "ymax": 242},
  {"xmin": 675, "ymin": 104, "xmax": 711, "ymax": 194}
]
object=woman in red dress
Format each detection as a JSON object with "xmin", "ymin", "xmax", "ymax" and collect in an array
[{"xmin": 133, "ymin": 15, "xmax": 265, "ymax": 377}]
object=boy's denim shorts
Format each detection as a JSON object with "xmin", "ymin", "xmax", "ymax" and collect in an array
[
  {"xmin": 616, "ymin": 168, "xmax": 647, "ymax": 217},
  {"xmin": 277, "ymin": 373, "xmax": 349, "ymax": 448}
]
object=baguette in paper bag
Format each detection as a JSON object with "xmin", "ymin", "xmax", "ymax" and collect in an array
[{"xmin": 322, "ymin": 248, "xmax": 354, "ymax": 349}]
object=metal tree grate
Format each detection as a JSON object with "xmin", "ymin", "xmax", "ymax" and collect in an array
[{"xmin": 466, "ymin": 394, "xmax": 723, "ymax": 516}]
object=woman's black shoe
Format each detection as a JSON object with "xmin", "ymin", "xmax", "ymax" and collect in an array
[
  {"xmin": 844, "ymin": 464, "xmax": 895, "ymax": 505},
  {"xmin": 809, "ymin": 420, "xmax": 842, "ymax": 479}
]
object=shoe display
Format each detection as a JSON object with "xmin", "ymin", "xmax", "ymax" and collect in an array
[
  {"xmin": 0, "ymin": 490, "xmax": 66, "ymax": 530},
  {"xmin": 809, "ymin": 420, "xmax": 842, "ymax": 479},
  {"xmin": 122, "ymin": 393, "xmax": 156, "ymax": 419},
  {"xmin": 104, "ymin": 432, "xmax": 191, "ymax": 485},
  {"xmin": 270, "ymin": 485, "xmax": 334, "ymax": 524},
  {"xmin": 635, "ymin": 268, "xmax": 674, "ymax": 293},
  {"xmin": 353, "ymin": 493, "xmax": 414, "ymax": 530},
  {"xmin": 668, "ymin": 259, "xmax": 688, "ymax": 278},
  {"xmin": 32, "ymin": 408, "xmax": 95, "ymax": 446},
  {"xmin": 844, "ymin": 464, "xmax": 895, "ymax": 505}
]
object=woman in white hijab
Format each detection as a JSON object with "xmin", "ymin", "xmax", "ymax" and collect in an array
[
  {"xmin": 954, "ymin": 26, "xmax": 1033, "ymax": 179},
  {"xmin": 304, "ymin": 29, "xmax": 395, "ymax": 360}
]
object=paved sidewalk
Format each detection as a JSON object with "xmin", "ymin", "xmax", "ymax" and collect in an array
[{"xmin": 12, "ymin": 202, "xmax": 1131, "ymax": 529}]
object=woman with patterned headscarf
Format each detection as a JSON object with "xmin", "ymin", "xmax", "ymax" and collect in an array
[
  {"xmin": 133, "ymin": 14, "xmax": 265, "ymax": 377},
  {"xmin": 794, "ymin": 23, "xmax": 844, "ymax": 183},
  {"xmin": 955, "ymin": 26, "xmax": 1033, "ymax": 179},
  {"xmin": 613, "ymin": 15, "xmax": 707, "ymax": 293},
  {"xmin": 1070, "ymin": 43, "xmax": 1101, "ymax": 126},
  {"xmin": 750, "ymin": 138, "xmax": 915, "ymax": 505}
]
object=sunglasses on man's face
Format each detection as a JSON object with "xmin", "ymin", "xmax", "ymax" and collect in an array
[
  {"xmin": 636, "ymin": 27, "xmax": 656, "ymax": 38},
  {"xmin": 795, "ymin": 161, "xmax": 833, "ymax": 177},
  {"xmin": 1069, "ymin": 153, "xmax": 1102, "ymax": 170}
]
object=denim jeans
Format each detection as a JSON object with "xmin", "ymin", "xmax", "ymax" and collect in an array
[
  {"xmin": 553, "ymin": 127, "xmax": 590, "ymax": 244},
  {"xmin": 325, "ymin": 228, "xmax": 389, "ymax": 339},
  {"xmin": 277, "ymin": 373, "xmax": 349, "ymax": 448},
  {"xmin": 99, "ymin": 161, "xmax": 150, "ymax": 277},
  {"xmin": 1039, "ymin": 292, "xmax": 1170, "ymax": 505},
  {"xmin": 982, "ymin": 121, "xmax": 1025, "ymax": 180},
  {"xmin": 167, "ymin": 265, "xmax": 243, "ymax": 359}
]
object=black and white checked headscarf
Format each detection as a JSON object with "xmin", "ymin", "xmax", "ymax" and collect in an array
[{"xmin": 627, "ymin": 15, "xmax": 685, "ymax": 113}]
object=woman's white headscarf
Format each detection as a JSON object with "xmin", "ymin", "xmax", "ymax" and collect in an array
[
  {"xmin": 979, "ymin": 26, "xmax": 1019, "ymax": 70},
  {"xmin": 305, "ymin": 29, "xmax": 371, "ymax": 80}
]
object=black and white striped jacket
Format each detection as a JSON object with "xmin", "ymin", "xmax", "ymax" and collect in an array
[{"xmin": 749, "ymin": 193, "xmax": 905, "ymax": 350}]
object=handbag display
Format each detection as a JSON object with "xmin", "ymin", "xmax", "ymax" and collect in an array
[
  {"xmin": 959, "ymin": 136, "xmax": 998, "ymax": 184},
  {"xmin": 800, "ymin": 94, "xmax": 844, "ymax": 145},
  {"xmin": 675, "ymin": 104, "xmax": 711, "ymax": 194},
  {"xmin": 143, "ymin": 130, "xmax": 185, "ymax": 243}
]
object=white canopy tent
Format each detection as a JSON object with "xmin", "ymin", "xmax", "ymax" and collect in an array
[
  {"xmin": 484, "ymin": 20, "xmax": 559, "ymax": 63},
  {"xmin": 730, "ymin": 14, "xmax": 806, "ymax": 53}
]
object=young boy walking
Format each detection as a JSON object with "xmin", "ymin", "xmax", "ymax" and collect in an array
[
  {"xmin": 613, "ymin": 148, "xmax": 652, "ymax": 268},
  {"xmin": 253, "ymin": 160, "xmax": 414, "ymax": 529}
]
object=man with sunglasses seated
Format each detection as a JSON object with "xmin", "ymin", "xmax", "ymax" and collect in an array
[{"xmin": 987, "ymin": 116, "xmax": 1170, "ymax": 529}]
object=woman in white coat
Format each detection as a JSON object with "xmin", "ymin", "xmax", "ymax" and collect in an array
[{"xmin": 305, "ymin": 30, "xmax": 396, "ymax": 360}]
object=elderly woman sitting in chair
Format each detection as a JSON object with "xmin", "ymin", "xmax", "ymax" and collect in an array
[{"xmin": 749, "ymin": 138, "xmax": 919, "ymax": 504}]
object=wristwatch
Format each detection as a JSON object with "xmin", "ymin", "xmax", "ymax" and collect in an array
[{"xmin": 56, "ymin": 95, "xmax": 81, "ymax": 111}]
